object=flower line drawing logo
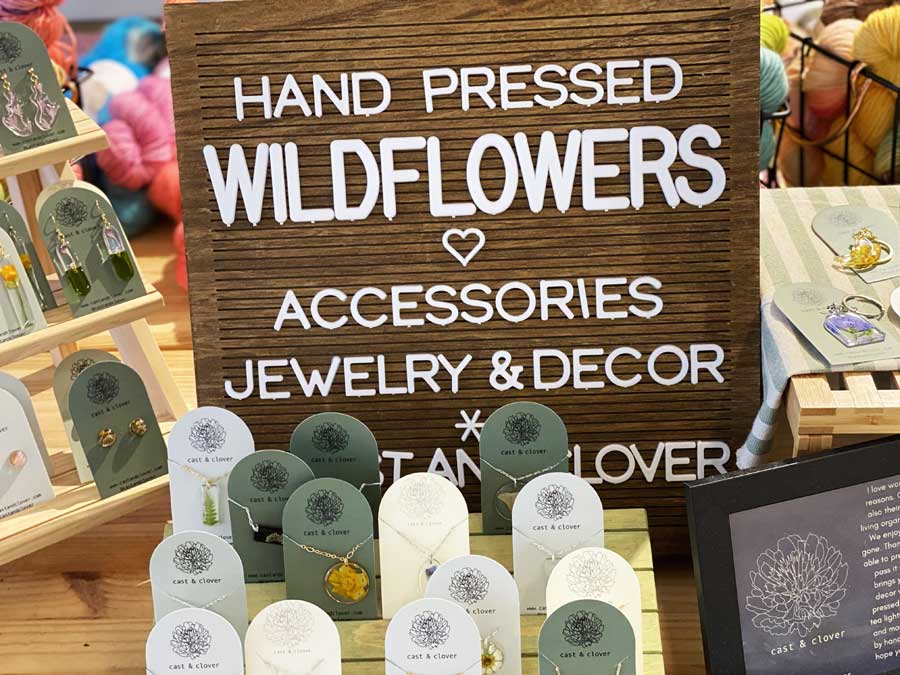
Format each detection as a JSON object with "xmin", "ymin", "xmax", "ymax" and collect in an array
[
  {"xmin": 54, "ymin": 197, "xmax": 88, "ymax": 228},
  {"xmin": 399, "ymin": 479, "xmax": 444, "ymax": 519},
  {"xmin": 409, "ymin": 610, "xmax": 451, "ymax": 649},
  {"xmin": 170, "ymin": 621, "xmax": 212, "ymax": 659},
  {"xmin": 250, "ymin": 459, "xmax": 290, "ymax": 493},
  {"xmin": 189, "ymin": 418, "xmax": 227, "ymax": 454},
  {"xmin": 503, "ymin": 412, "xmax": 542, "ymax": 446},
  {"xmin": 535, "ymin": 484, "xmax": 575, "ymax": 521},
  {"xmin": 0, "ymin": 33, "xmax": 22, "ymax": 63},
  {"xmin": 85, "ymin": 372, "xmax": 119, "ymax": 405},
  {"xmin": 565, "ymin": 550, "xmax": 617, "ymax": 598},
  {"xmin": 263, "ymin": 605, "xmax": 314, "ymax": 647},
  {"xmin": 562, "ymin": 610, "xmax": 605, "ymax": 648},
  {"xmin": 305, "ymin": 489, "xmax": 344, "ymax": 526},
  {"xmin": 311, "ymin": 422, "xmax": 350, "ymax": 454},
  {"xmin": 745, "ymin": 533, "xmax": 848, "ymax": 638},
  {"xmin": 173, "ymin": 540, "xmax": 214, "ymax": 576},
  {"xmin": 448, "ymin": 567, "xmax": 490, "ymax": 605},
  {"xmin": 69, "ymin": 357, "xmax": 95, "ymax": 381}
]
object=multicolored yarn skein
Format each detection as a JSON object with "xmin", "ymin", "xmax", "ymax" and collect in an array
[
  {"xmin": 0, "ymin": 0, "xmax": 76, "ymax": 76},
  {"xmin": 760, "ymin": 46, "xmax": 789, "ymax": 172}
]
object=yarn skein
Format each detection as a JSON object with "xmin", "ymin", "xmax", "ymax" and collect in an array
[
  {"xmin": 761, "ymin": 46, "xmax": 790, "ymax": 114},
  {"xmin": 0, "ymin": 0, "xmax": 76, "ymax": 75},
  {"xmin": 855, "ymin": 5, "xmax": 900, "ymax": 84},
  {"xmin": 761, "ymin": 13, "xmax": 790, "ymax": 54},
  {"xmin": 803, "ymin": 18, "xmax": 862, "ymax": 120},
  {"xmin": 874, "ymin": 121, "xmax": 900, "ymax": 179},
  {"xmin": 760, "ymin": 120, "xmax": 777, "ymax": 171}
]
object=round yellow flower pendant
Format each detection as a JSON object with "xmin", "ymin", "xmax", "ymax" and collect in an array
[{"xmin": 325, "ymin": 560, "xmax": 370, "ymax": 604}]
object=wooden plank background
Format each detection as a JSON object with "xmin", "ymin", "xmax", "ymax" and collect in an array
[{"xmin": 166, "ymin": 0, "xmax": 760, "ymax": 550}]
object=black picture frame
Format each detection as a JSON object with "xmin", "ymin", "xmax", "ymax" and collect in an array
[{"xmin": 686, "ymin": 436, "xmax": 900, "ymax": 674}]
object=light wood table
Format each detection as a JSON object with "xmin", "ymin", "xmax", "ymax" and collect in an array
[{"xmin": 0, "ymin": 225, "xmax": 706, "ymax": 674}]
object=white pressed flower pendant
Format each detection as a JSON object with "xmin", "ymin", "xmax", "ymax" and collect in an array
[{"xmin": 481, "ymin": 636, "xmax": 504, "ymax": 674}]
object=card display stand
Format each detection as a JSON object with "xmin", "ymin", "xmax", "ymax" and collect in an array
[{"xmin": 0, "ymin": 99, "xmax": 187, "ymax": 567}]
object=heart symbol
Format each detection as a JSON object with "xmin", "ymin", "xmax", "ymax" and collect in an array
[{"xmin": 442, "ymin": 228, "xmax": 485, "ymax": 267}]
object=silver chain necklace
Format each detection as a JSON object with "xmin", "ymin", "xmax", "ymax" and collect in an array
[
  {"xmin": 511, "ymin": 525, "xmax": 605, "ymax": 562},
  {"xmin": 380, "ymin": 515, "xmax": 468, "ymax": 586}
]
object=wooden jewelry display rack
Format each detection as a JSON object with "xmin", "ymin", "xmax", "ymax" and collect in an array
[{"xmin": 0, "ymin": 99, "xmax": 187, "ymax": 567}]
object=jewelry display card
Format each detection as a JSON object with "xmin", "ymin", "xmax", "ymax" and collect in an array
[
  {"xmin": 425, "ymin": 554, "xmax": 522, "ymax": 675},
  {"xmin": 36, "ymin": 181, "xmax": 145, "ymax": 317},
  {"xmin": 0, "ymin": 23, "xmax": 77, "ymax": 155},
  {"xmin": 145, "ymin": 607, "xmax": 244, "ymax": 675},
  {"xmin": 150, "ymin": 530, "xmax": 249, "ymax": 640},
  {"xmin": 538, "ymin": 600, "xmax": 636, "ymax": 675},
  {"xmin": 385, "ymin": 598, "xmax": 481, "ymax": 675},
  {"xmin": 0, "ymin": 371, "xmax": 50, "ymax": 473},
  {"xmin": 245, "ymin": 600, "xmax": 341, "ymax": 675},
  {"xmin": 0, "ymin": 227, "xmax": 46, "ymax": 344},
  {"xmin": 68, "ymin": 361, "xmax": 167, "ymax": 498},
  {"xmin": 479, "ymin": 402, "xmax": 569, "ymax": 535},
  {"xmin": 282, "ymin": 477, "xmax": 377, "ymax": 621},
  {"xmin": 227, "ymin": 450, "xmax": 315, "ymax": 583},
  {"xmin": 813, "ymin": 205, "xmax": 900, "ymax": 283},
  {"xmin": 169, "ymin": 407, "xmax": 255, "ymax": 543},
  {"xmin": 0, "ymin": 201, "xmax": 54, "ymax": 310},
  {"xmin": 512, "ymin": 472, "xmax": 604, "ymax": 615},
  {"xmin": 289, "ymin": 413, "xmax": 381, "ymax": 532},
  {"xmin": 0, "ymin": 389, "xmax": 53, "ymax": 519},
  {"xmin": 546, "ymin": 548, "xmax": 643, "ymax": 675},
  {"xmin": 773, "ymin": 283, "xmax": 900, "ymax": 366},
  {"xmin": 379, "ymin": 473, "xmax": 470, "ymax": 618},
  {"xmin": 53, "ymin": 349, "xmax": 120, "ymax": 483}
]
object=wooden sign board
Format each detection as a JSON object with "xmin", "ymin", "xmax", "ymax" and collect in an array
[{"xmin": 166, "ymin": 0, "xmax": 759, "ymax": 548}]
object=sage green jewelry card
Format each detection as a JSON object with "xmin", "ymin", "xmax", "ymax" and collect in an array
[
  {"xmin": 289, "ymin": 413, "xmax": 381, "ymax": 529},
  {"xmin": 68, "ymin": 361, "xmax": 167, "ymax": 498},
  {"xmin": 227, "ymin": 450, "xmax": 314, "ymax": 584},
  {"xmin": 282, "ymin": 477, "xmax": 377, "ymax": 621},
  {"xmin": 0, "ymin": 202, "xmax": 54, "ymax": 310},
  {"xmin": 480, "ymin": 402, "xmax": 568, "ymax": 535},
  {"xmin": 539, "ymin": 600, "xmax": 636, "ymax": 675}
]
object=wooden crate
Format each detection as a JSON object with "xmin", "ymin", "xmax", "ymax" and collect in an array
[{"xmin": 786, "ymin": 371, "xmax": 900, "ymax": 456}]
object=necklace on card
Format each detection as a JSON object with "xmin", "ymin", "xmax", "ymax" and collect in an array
[
  {"xmin": 479, "ymin": 457, "xmax": 564, "ymax": 522},
  {"xmin": 512, "ymin": 525, "xmax": 605, "ymax": 572},
  {"xmin": 381, "ymin": 515, "xmax": 468, "ymax": 590},
  {"xmin": 163, "ymin": 590, "xmax": 232, "ymax": 611},
  {"xmin": 385, "ymin": 655, "xmax": 482, "ymax": 675},
  {"xmin": 169, "ymin": 459, "xmax": 231, "ymax": 526},
  {"xmin": 282, "ymin": 532, "xmax": 374, "ymax": 604},
  {"xmin": 257, "ymin": 653, "xmax": 325, "ymax": 675},
  {"xmin": 227, "ymin": 497, "xmax": 284, "ymax": 544},
  {"xmin": 541, "ymin": 653, "xmax": 628, "ymax": 675}
]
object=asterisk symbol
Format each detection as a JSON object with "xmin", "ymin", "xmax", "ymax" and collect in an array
[{"xmin": 454, "ymin": 409, "xmax": 484, "ymax": 442}]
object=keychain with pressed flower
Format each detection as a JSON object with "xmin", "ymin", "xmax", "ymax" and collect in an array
[{"xmin": 823, "ymin": 294, "xmax": 886, "ymax": 348}]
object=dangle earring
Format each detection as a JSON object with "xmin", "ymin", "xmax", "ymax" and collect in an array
[
  {"xmin": 3, "ymin": 216, "xmax": 48, "ymax": 310},
  {"xmin": 97, "ymin": 202, "xmax": 134, "ymax": 281},
  {"xmin": 0, "ymin": 243, "xmax": 32, "ymax": 329},
  {"xmin": 0, "ymin": 72, "xmax": 32, "ymax": 138},
  {"xmin": 51, "ymin": 217, "xmax": 91, "ymax": 297},
  {"xmin": 28, "ymin": 67, "xmax": 59, "ymax": 132}
]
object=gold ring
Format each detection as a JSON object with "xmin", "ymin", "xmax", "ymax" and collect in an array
[
  {"xmin": 98, "ymin": 428, "xmax": 117, "ymax": 448},
  {"xmin": 129, "ymin": 418, "xmax": 148, "ymax": 437},
  {"xmin": 834, "ymin": 228, "xmax": 894, "ymax": 272}
]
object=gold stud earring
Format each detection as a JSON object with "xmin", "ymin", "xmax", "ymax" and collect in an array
[
  {"xmin": 129, "ymin": 418, "xmax": 148, "ymax": 437},
  {"xmin": 98, "ymin": 428, "xmax": 117, "ymax": 448}
]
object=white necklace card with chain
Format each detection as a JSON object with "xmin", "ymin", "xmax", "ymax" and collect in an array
[
  {"xmin": 538, "ymin": 600, "xmax": 636, "ymax": 675},
  {"xmin": 425, "ymin": 554, "xmax": 522, "ymax": 675},
  {"xmin": 146, "ymin": 607, "xmax": 244, "ymax": 675},
  {"xmin": 512, "ymin": 472, "xmax": 604, "ymax": 615},
  {"xmin": 0, "ymin": 371, "xmax": 51, "ymax": 473},
  {"xmin": 379, "ymin": 472, "xmax": 470, "ymax": 618},
  {"xmin": 0, "ymin": 389, "xmax": 53, "ymax": 519},
  {"xmin": 150, "ymin": 530, "xmax": 249, "ymax": 640},
  {"xmin": 546, "ymin": 548, "xmax": 642, "ymax": 675},
  {"xmin": 385, "ymin": 598, "xmax": 481, "ymax": 675},
  {"xmin": 282, "ymin": 477, "xmax": 378, "ymax": 620},
  {"xmin": 169, "ymin": 407, "xmax": 255, "ymax": 543},
  {"xmin": 245, "ymin": 599, "xmax": 341, "ymax": 675}
]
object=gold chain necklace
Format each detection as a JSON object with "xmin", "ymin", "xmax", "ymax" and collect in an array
[{"xmin": 282, "ymin": 532, "xmax": 374, "ymax": 604}]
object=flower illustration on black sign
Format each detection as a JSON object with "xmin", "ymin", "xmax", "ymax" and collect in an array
[
  {"xmin": 0, "ymin": 33, "xmax": 22, "ymax": 63},
  {"xmin": 448, "ymin": 567, "xmax": 490, "ymax": 605},
  {"xmin": 311, "ymin": 421, "xmax": 350, "ymax": 454},
  {"xmin": 69, "ymin": 357, "xmax": 95, "ymax": 381},
  {"xmin": 562, "ymin": 610, "xmax": 605, "ymax": 648},
  {"xmin": 86, "ymin": 372, "xmax": 119, "ymax": 405},
  {"xmin": 305, "ymin": 489, "xmax": 344, "ymax": 526},
  {"xmin": 746, "ymin": 533, "xmax": 848, "ymax": 638},
  {"xmin": 409, "ymin": 610, "xmax": 451, "ymax": 649},
  {"xmin": 565, "ymin": 549, "xmax": 617, "ymax": 598},
  {"xmin": 264, "ymin": 605, "xmax": 314, "ymax": 647},
  {"xmin": 189, "ymin": 418, "xmax": 227, "ymax": 454},
  {"xmin": 503, "ymin": 412, "xmax": 542, "ymax": 446},
  {"xmin": 173, "ymin": 540, "xmax": 214, "ymax": 576},
  {"xmin": 250, "ymin": 459, "xmax": 290, "ymax": 493},
  {"xmin": 170, "ymin": 621, "xmax": 212, "ymax": 659},
  {"xmin": 535, "ymin": 484, "xmax": 575, "ymax": 521},
  {"xmin": 54, "ymin": 197, "xmax": 88, "ymax": 228}
]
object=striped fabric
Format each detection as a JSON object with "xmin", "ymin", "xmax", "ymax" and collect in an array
[{"xmin": 737, "ymin": 185, "xmax": 900, "ymax": 469}]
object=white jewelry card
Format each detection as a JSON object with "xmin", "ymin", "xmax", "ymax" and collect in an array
[
  {"xmin": 150, "ymin": 530, "xmax": 249, "ymax": 640},
  {"xmin": 538, "ymin": 600, "xmax": 636, "ymax": 675},
  {"xmin": 0, "ymin": 371, "xmax": 51, "ymax": 473},
  {"xmin": 0, "ymin": 389, "xmax": 53, "ymax": 519},
  {"xmin": 379, "ymin": 473, "xmax": 470, "ymax": 618},
  {"xmin": 546, "ymin": 548, "xmax": 642, "ymax": 675},
  {"xmin": 169, "ymin": 407, "xmax": 255, "ymax": 543},
  {"xmin": 426, "ymin": 555, "xmax": 522, "ymax": 675},
  {"xmin": 385, "ymin": 598, "xmax": 481, "ymax": 675},
  {"xmin": 245, "ymin": 600, "xmax": 341, "ymax": 675},
  {"xmin": 145, "ymin": 607, "xmax": 244, "ymax": 675},
  {"xmin": 512, "ymin": 472, "xmax": 604, "ymax": 615}
]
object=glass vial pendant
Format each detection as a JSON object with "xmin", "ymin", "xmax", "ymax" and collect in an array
[
  {"xmin": 824, "ymin": 304, "xmax": 885, "ymax": 347},
  {"xmin": 53, "ymin": 225, "xmax": 91, "ymax": 297},
  {"xmin": 5, "ymin": 223, "xmax": 48, "ymax": 310},
  {"xmin": 0, "ymin": 244, "xmax": 31, "ymax": 328},
  {"xmin": 99, "ymin": 206, "xmax": 134, "ymax": 281}
]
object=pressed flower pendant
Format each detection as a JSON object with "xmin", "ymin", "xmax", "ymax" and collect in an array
[
  {"xmin": 481, "ymin": 635, "xmax": 505, "ymax": 674},
  {"xmin": 824, "ymin": 303, "xmax": 885, "ymax": 347},
  {"xmin": 324, "ymin": 560, "xmax": 370, "ymax": 604}
]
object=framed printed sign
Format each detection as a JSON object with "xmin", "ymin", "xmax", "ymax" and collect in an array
[{"xmin": 166, "ymin": 0, "xmax": 759, "ymax": 545}]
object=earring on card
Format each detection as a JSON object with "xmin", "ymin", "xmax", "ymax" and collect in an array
[
  {"xmin": 27, "ymin": 67, "xmax": 59, "ymax": 132},
  {"xmin": 97, "ymin": 201, "xmax": 134, "ymax": 281},
  {"xmin": 0, "ymin": 73, "xmax": 32, "ymax": 138},
  {"xmin": 7, "ymin": 450, "xmax": 26, "ymax": 469},
  {"xmin": 50, "ymin": 216, "xmax": 91, "ymax": 297},
  {"xmin": 0, "ymin": 243, "xmax": 33, "ymax": 329},
  {"xmin": 98, "ymin": 428, "xmax": 117, "ymax": 448},
  {"xmin": 129, "ymin": 418, "xmax": 148, "ymax": 437}
]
